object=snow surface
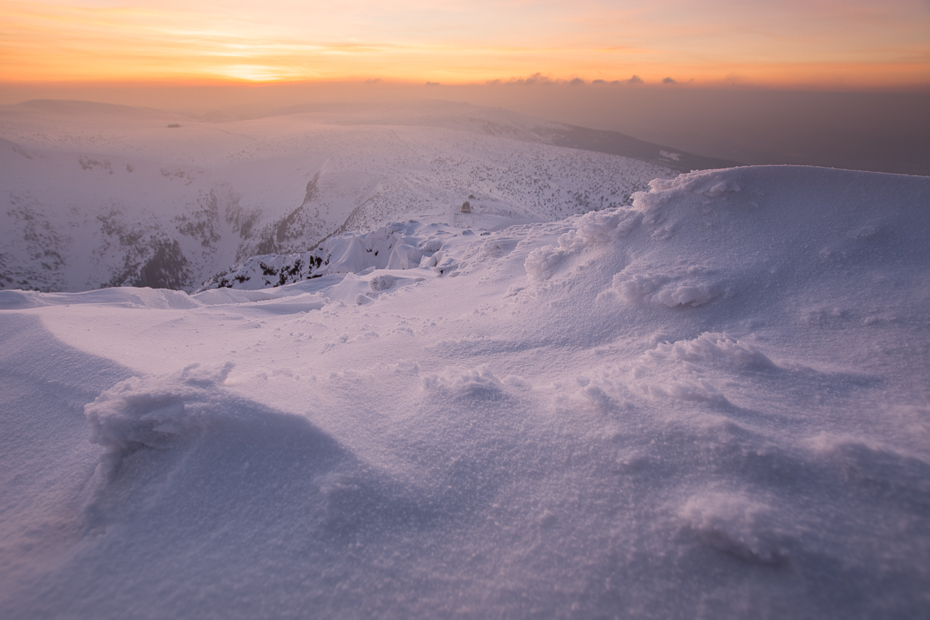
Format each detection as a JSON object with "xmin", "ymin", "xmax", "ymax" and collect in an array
[{"xmin": 1, "ymin": 165, "xmax": 929, "ymax": 618}]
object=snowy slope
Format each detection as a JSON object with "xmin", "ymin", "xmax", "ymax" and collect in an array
[
  {"xmin": 0, "ymin": 100, "xmax": 675, "ymax": 293},
  {"xmin": 1, "ymin": 165, "xmax": 928, "ymax": 619}
]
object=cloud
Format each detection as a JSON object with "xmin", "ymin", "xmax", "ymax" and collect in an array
[
  {"xmin": 503, "ymin": 72, "xmax": 554, "ymax": 86},
  {"xmin": 663, "ymin": 77, "xmax": 677, "ymax": 84},
  {"xmin": 569, "ymin": 77, "xmax": 585, "ymax": 85},
  {"xmin": 3, "ymin": 0, "xmax": 928, "ymax": 88},
  {"xmin": 628, "ymin": 75, "xmax": 643, "ymax": 84},
  {"xmin": 425, "ymin": 81, "xmax": 440, "ymax": 86}
]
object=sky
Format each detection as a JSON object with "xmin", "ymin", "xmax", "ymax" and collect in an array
[
  {"xmin": 2, "ymin": 0, "xmax": 929, "ymax": 89},
  {"xmin": 1, "ymin": 0, "xmax": 928, "ymax": 176}
]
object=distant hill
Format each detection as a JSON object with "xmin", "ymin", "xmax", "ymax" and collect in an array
[{"xmin": 1, "ymin": 99, "xmax": 688, "ymax": 293}]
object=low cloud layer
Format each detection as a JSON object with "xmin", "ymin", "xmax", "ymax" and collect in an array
[{"xmin": 1, "ymin": 80, "xmax": 926, "ymax": 176}]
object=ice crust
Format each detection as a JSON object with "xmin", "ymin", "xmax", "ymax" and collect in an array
[{"xmin": 1, "ymin": 165, "xmax": 929, "ymax": 618}]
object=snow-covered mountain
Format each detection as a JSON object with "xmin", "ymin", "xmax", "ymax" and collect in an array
[
  {"xmin": 0, "ymin": 99, "xmax": 704, "ymax": 293},
  {"xmin": 1, "ymin": 165, "xmax": 928, "ymax": 618}
]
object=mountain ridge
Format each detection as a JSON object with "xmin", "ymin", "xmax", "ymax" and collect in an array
[{"xmin": 1, "ymin": 99, "xmax": 686, "ymax": 293}]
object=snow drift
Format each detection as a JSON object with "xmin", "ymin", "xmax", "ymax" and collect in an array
[{"xmin": 1, "ymin": 165, "xmax": 928, "ymax": 619}]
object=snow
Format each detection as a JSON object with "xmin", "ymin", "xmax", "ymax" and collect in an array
[
  {"xmin": 1, "ymin": 155, "xmax": 929, "ymax": 618},
  {"xmin": 0, "ymin": 100, "xmax": 675, "ymax": 293}
]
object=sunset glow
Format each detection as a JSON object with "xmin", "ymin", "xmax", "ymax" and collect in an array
[{"xmin": 2, "ymin": 0, "xmax": 929, "ymax": 88}]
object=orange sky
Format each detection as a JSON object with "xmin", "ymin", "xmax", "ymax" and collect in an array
[{"xmin": 2, "ymin": 0, "xmax": 929, "ymax": 89}]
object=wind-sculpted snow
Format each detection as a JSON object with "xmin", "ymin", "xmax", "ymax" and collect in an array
[
  {"xmin": 85, "ymin": 362, "xmax": 239, "ymax": 454},
  {"xmin": 1, "ymin": 165, "xmax": 929, "ymax": 619}
]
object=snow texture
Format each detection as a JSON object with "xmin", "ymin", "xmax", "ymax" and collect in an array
[{"xmin": 1, "ymin": 157, "xmax": 929, "ymax": 618}]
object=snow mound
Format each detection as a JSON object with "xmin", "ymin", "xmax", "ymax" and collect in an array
[
  {"xmin": 644, "ymin": 333, "xmax": 777, "ymax": 370},
  {"xmin": 519, "ymin": 166, "xmax": 929, "ymax": 328},
  {"xmin": 524, "ymin": 209, "xmax": 641, "ymax": 281},
  {"xmin": 679, "ymin": 491, "xmax": 786, "ymax": 564},
  {"xmin": 85, "ymin": 363, "xmax": 236, "ymax": 454}
]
